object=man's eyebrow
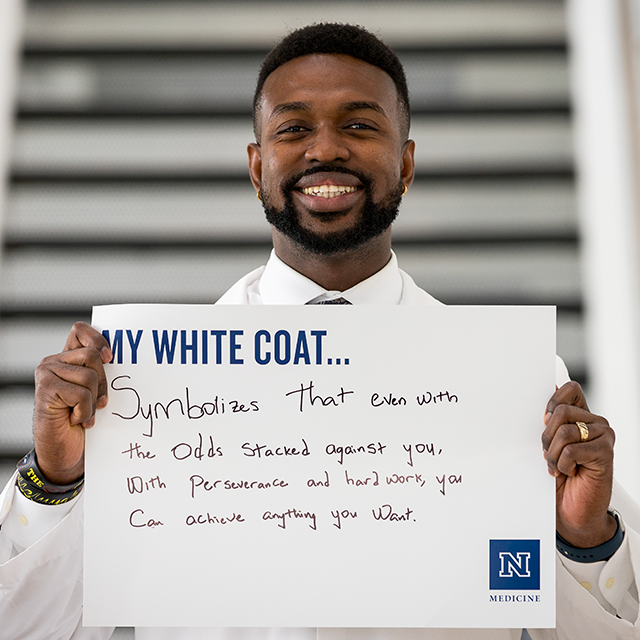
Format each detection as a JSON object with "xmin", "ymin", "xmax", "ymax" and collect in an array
[
  {"xmin": 268, "ymin": 101, "xmax": 311, "ymax": 122},
  {"xmin": 267, "ymin": 100, "xmax": 389, "ymax": 122},
  {"xmin": 342, "ymin": 101, "xmax": 388, "ymax": 117}
]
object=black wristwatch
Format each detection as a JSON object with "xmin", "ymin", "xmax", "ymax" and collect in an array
[{"xmin": 556, "ymin": 510, "xmax": 624, "ymax": 563}]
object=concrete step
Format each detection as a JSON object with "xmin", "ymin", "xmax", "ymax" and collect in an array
[
  {"xmin": 18, "ymin": 51, "xmax": 569, "ymax": 113},
  {"xmin": 0, "ymin": 244, "xmax": 579, "ymax": 311},
  {"xmin": 5, "ymin": 179, "xmax": 576, "ymax": 244},
  {"xmin": 24, "ymin": 1, "xmax": 566, "ymax": 50},
  {"xmin": 11, "ymin": 115, "xmax": 573, "ymax": 177}
]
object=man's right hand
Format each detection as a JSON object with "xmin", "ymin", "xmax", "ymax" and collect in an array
[{"xmin": 33, "ymin": 322, "xmax": 112, "ymax": 486}]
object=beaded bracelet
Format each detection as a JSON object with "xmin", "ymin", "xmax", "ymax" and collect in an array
[{"xmin": 16, "ymin": 449, "xmax": 84, "ymax": 505}]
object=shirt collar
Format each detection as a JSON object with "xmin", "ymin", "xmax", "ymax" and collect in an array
[{"xmin": 258, "ymin": 250, "xmax": 403, "ymax": 305}]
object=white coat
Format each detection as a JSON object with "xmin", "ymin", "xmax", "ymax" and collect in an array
[{"xmin": 1, "ymin": 252, "xmax": 639, "ymax": 639}]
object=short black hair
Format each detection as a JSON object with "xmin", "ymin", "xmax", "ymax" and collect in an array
[{"xmin": 253, "ymin": 23, "xmax": 410, "ymax": 140}]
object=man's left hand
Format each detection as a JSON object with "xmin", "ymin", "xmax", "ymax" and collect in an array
[{"xmin": 542, "ymin": 381, "xmax": 618, "ymax": 547}]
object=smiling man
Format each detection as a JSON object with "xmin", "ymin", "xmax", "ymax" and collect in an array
[
  {"xmin": 0, "ymin": 22, "xmax": 639, "ymax": 640},
  {"xmin": 248, "ymin": 49, "xmax": 413, "ymax": 290}
]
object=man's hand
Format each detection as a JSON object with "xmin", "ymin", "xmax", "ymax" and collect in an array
[
  {"xmin": 542, "ymin": 381, "xmax": 618, "ymax": 548},
  {"xmin": 33, "ymin": 322, "xmax": 112, "ymax": 486}
]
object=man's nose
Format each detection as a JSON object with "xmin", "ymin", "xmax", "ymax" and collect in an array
[{"xmin": 304, "ymin": 127, "xmax": 350, "ymax": 163}]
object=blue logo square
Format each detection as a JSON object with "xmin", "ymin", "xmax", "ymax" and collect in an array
[{"xmin": 490, "ymin": 540, "xmax": 540, "ymax": 590}]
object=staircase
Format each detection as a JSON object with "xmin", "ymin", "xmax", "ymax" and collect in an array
[{"xmin": 0, "ymin": 1, "xmax": 576, "ymax": 482}]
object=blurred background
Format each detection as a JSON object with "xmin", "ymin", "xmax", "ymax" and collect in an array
[{"xmin": 0, "ymin": 1, "xmax": 639, "ymax": 524}]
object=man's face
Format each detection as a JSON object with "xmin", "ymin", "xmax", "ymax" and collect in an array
[{"xmin": 248, "ymin": 54, "xmax": 415, "ymax": 255}]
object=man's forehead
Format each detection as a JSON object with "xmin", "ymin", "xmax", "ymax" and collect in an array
[{"xmin": 259, "ymin": 54, "xmax": 399, "ymax": 114}]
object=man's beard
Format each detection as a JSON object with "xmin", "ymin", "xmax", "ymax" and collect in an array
[{"xmin": 261, "ymin": 167, "xmax": 402, "ymax": 255}]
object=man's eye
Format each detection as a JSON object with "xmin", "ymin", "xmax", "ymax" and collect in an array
[
  {"xmin": 346, "ymin": 123, "xmax": 374, "ymax": 130},
  {"xmin": 280, "ymin": 125, "xmax": 306, "ymax": 134}
]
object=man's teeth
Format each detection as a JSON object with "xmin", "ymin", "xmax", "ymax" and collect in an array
[{"xmin": 301, "ymin": 185, "xmax": 358, "ymax": 198}]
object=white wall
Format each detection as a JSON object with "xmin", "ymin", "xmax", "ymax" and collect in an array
[
  {"xmin": 0, "ymin": 0, "xmax": 25, "ymax": 272},
  {"xmin": 567, "ymin": 0, "xmax": 640, "ymax": 500}
]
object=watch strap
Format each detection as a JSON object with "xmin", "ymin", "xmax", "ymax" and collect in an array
[{"xmin": 556, "ymin": 511, "xmax": 624, "ymax": 563}]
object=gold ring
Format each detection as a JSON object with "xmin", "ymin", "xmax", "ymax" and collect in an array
[
  {"xmin": 401, "ymin": 184, "xmax": 408, "ymax": 196},
  {"xmin": 576, "ymin": 421, "xmax": 589, "ymax": 442},
  {"xmin": 256, "ymin": 189, "xmax": 262, "ymax": 202}
]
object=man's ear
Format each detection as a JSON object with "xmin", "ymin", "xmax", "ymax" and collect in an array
[
  {"xmin": 247, "ymin": 143, "xmax": 262, "ymax": 192},
  {"xmin": 400, "ymin": 139, "xmax": 415, "ymax": 189}
]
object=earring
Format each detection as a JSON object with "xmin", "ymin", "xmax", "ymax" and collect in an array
[
  {"xmin": 401, "ymin": 184, "xmax": 408, "ymax": 196},
  {"xmin": 256, "ymin": 189, "xmax": 262, "ymax": 202}
]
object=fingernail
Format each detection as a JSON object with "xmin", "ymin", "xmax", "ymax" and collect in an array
[
  {"xmin": 85, "ymin": 415, "xmax": 96, "ymax": 428},
  {"xmin": 97, "ymin": 394, "xmax": 108, "ymax": 409},
  {"xmin": 543, "ymin": 450, "xmax": 547, "ymax": 461},
  {"xmin": 101, "ymin": 346, "xmax": 112, "ymax": 363},
  {"xmin": 547, "ymin": 466, "xmax": 555, "ymax": 477},
  {"xmin": 544, "ymin": 412, "xmax": 552, "ymax": 425}
]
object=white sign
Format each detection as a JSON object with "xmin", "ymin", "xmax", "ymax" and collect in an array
[{"xmin": 84, "ymin": 304, "xmax": 556, "ymax": 629}]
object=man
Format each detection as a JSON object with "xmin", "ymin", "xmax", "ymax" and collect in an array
[{"xmin": 0, "ymin": 22, "xmax": 638, "ymax": 640}]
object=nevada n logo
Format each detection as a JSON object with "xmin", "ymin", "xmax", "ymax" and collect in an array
[{"xmin": 489, "ymin": 540, "xmax": 540, "ymax": 590}]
